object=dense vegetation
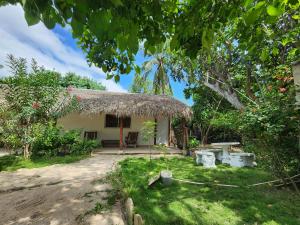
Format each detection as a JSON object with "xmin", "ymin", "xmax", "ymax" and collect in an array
[
  {"xmin": 109, "ymin": 157, "xmax": 300, "ymax": 225},
  {"xmin": 60, "ymin": 72, "xmax": 106, "ymax": 90},
  {"xmin": 0, "ymin": 55, "xmax": 99, "ymax": 159}
]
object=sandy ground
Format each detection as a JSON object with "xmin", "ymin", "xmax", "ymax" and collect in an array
[{"xmin": 0, "ymin": 154, "xmax": 127, "ymax": 225}]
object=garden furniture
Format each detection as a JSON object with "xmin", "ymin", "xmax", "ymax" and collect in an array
[
  {"xmin": 211, "ymin": 142, "xmax": 240, "ymax": 164},
  {"xmin": 125, "ymin": 132, "xmax": 139, "ymax": 148},
  {"xmin": 229, "ymin": 152, "xmax": 256, "ymax": 167},
  {"xmin": 195, "ymin": 151, "xmax": 216, "ymax": 168},
  {"xmin": 203, "ymin": 148, "xmax": 223, "ymax": 161}
]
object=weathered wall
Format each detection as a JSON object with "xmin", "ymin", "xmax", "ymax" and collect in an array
[{"xmin": 57, "ymin": 113, "xmax": 169, "ymax": 146}]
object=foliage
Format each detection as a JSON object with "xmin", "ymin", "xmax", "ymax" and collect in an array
[
  {"xmin": 111, "ymin": 157, "xmax": 300, "ymax": 225},
  {"xmin": 141, "ymin": 120, "xmax": 156, "ymax": 161},
  {"xmin": 131, "ymin": 41, "xmax": 173, "ymax": 95},
  {"xmin": 186, "ymin": 85, "xmax": 236, "ymax": 144},
  {"xmin": 162, "ymin": 2, "xmax": 300, "ymax": 178},
  {"xmin": 187, "ymin": 137, "xmax": 200, "ymax": 150},
  {"xmin": 60, "ymin": 72, "xmax": 106, "ymax": 90},
  {"xmin": 0, "ymin": 55, "xmax": 78, "ymax": 158},
  {"xmin": 0, "ymin": 154, "xmax": 88, "ymax": 172},
  {"xmin": 32, "ymin": 125, "xmax": 99, "ymax": 157},
  {"xmin": 238, "ymin": 95, "xmax": 300, "ymax": 177},
  {"xmin": 4, "ymin": 0, "xmax": 298, "ymax": 82},
  {"xmin": 171, "ymin": 117, "xmax": 185, "ymax": 149},
  {"xmin": 129, "ymin": 70, "xmax": 152, "ymax": 94}
]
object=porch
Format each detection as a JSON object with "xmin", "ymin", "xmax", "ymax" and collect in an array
[{"xmin": 93, "ymin": 146, "xmax": 183, "ymax": 155}]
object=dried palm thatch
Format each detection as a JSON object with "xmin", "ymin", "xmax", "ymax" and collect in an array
[{"xmin": 69, "ymin": 88, "xmax": 192, "ymax": 119}]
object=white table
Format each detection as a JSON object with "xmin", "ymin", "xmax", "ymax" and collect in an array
[{"xmin": 211, "ymin": 142, "xmax": 240, "ymax": 164}]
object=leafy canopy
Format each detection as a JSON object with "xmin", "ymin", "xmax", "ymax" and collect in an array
[
  {"xmin": 2, "ymin": 0, "xmax": 298, "ymax": 80},
  {"xmin": 60, "ymin": 72, "xmax": 106, "ymax": 90}
]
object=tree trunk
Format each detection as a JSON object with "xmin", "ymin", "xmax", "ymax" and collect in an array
[
  {"xmin": 204, "ymin": 81, "xmax": 245, "ymax": 110},
  {"xmin": 24, "ymin": 144, "xmax": 30, "ymax": 159}
]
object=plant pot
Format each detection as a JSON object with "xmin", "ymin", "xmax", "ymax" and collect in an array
[{"xmin": 160, "ymin": 170, "xmax": 173, "ymax": 186}]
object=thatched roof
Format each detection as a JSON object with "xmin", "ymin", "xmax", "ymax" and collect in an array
[{"xmin": 70, "ymin": 88, "xmax": 192, "ymax": 119}]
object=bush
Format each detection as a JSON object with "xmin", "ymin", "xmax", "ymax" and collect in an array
[
  {"xmin": 31, "ymin": 123, "xmax": 99, "ymax": 157},
  {"xmin": 187, "ymin": 137, "xmax": 200, "ymax": 149},
  {"xmin": 31, "ymin": 122, "xmax": 61, "ymax": 157}
]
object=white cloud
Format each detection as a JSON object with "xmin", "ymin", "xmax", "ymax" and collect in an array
[{"xmin": 0, "ymin": 4, "xmax": 127, "ymax": 92}]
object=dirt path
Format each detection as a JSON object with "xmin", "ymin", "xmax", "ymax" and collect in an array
[{"xmin": 0, "ymin": 154, "xmax": 126, "ymax": 225}]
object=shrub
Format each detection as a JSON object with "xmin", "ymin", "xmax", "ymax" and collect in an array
[
  {"xmin": 187, "ymin": 137, "xmax": 200, "ymax": 149},
  {"xmin": 31, "ymin": 122, "xmax": 61, "ymax": 157},
  {"xmin": 31, "ymin": 124, "xmax": 99, "ymax": 157}
]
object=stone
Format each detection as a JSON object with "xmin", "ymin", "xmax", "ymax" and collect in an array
[
  {"xmin": 229, "ymin": 153, "xmax": 256, "ymax": 167},
  {"xmin": 148, "ymin": 174, "xmax": 160, "ymax": 187},
  {"xmin": 134, "ymin": 214, "xmax": 144, "ymax": 225},
  {"xmin": 195, "ymin": 151, "xmax": 216, "ymax": 168},
  {"xmin": 125, "ymin": 198, "xmax": 134, "ymax": 225},
  {"xmin": 160, "ymin": 170, "xmax": 172, "ymax": 186}
]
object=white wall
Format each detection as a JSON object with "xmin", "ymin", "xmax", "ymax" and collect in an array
[
  {"xmin": 156, "ymin": 117, "xmax": 169, "ymax": 145},
  {"xmin": 57, "ymin": 113, "xmax": 169, "ymax": 146}
]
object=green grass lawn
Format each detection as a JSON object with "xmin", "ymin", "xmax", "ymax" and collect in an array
[
  {"xmin": 114, "ymin": 157, "xmax": 300, "ymax": 225},
  {"xmin": 0, "ymin": 154, "xmax": 89, "ymax": 172}
]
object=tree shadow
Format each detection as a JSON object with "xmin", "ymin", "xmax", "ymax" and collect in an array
[{"xmin": 119, "ymin": 157, "xmax": 300, "ymax": 225}]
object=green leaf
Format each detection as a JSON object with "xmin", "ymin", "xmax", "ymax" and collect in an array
[
  {"xmin": 272, "ymin": 47, "xmax": 279, "ymax": 56},
  {"xmin": 292, "ymin": 14, "xmax": 300, "ymax": 20},
  {"xmin": 260, "ymin": 48, "xmax": 269, "ymax": 61},
  {"xmin": 23, "ymin": 0, "xmax": 40, "ymax": 26},
  {"xmin": 244, "ymin": 9, "xmax": 259, "ymax": 25},
  {"xmin": 111, "ymin": 0, "xmax": 123, "ymax": 7},
  {"xmin": 71, "ymin": 18, "xmax": 84, "ymax": 38},
  {"xmin": 89, "ymin": 10, "xmax": 111, "ymax": 37},
  {"xmin": 25, "ymin": 11, "xmax": 40, "ymax": 25},
  {"xmin": 267, "ymin": 5, "xmax": 283, "ymax": 17},
  {"xmin": 106, "ymin": 74, "xmax": 114, "ymax": 80},
  {"xmin": 42, "ymin": 8, "xmax": 59, "ymax": 29},
  {"xmin": 102, "ymin": 65, "xmax": 108, "ymax": 73},
  {"xmin": 114, "ymin": 74, "xmax": 120, "ymax": 83},
  {"xmin": 244, "ymin": 0, "xmax": 253, "ymax": 8}
]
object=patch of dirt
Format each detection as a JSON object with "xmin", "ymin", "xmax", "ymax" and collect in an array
[{"xmin": 0, "ymin": 154, "xmax": 126, "ymax": 225}]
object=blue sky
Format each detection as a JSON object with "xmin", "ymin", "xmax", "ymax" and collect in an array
[{"xmin": 0, "ymin": 4, "xmax": 192, "ymax": 105}]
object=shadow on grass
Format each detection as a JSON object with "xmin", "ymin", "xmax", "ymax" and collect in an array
[
  {"xmin": 115, "ymin": 157, "xmax": 300, "ymax": 225},
  {"xmin": 0, "ymin": 154, "xmax": 89, "ymax": 172}
]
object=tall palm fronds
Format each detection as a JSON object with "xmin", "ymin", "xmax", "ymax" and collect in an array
[{"xmin": 131, "ymin": 41, "xmax": 173, "ymax": 95}]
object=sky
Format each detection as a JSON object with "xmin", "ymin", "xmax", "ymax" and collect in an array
[{"xmin": 0, "ymin": 4, "xmax": 192, "ymax": 105}]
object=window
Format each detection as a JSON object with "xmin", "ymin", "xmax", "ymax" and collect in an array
[
  {"xmin": 105, "ymin": 114, "xmax": 131, "ymax": 128},
  {"xmin": 105, "ymin": 114, "xmax": 119, "ymax": 127},
  {"xmin": 84, "ymin": 131, "xmax": 97, "ymax": 140}
]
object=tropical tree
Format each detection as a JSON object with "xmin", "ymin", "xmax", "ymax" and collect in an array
[
  {"xmin": 131, "ymin": 42, "xmax": 173, "ymax": 95},
  {"xmin": 129, "ymin": 70, "xmax": 152, "ymax": 94},
  {"xmin": 185, "ymin": 86, "xmax": 234, "ymax": 144},
  {"xmin": 60, "ymin": 72, "xmax": 106, "ymax": 90},
  {"xmin": 0, "ymin": 55, "xmax": 77, "ymax": 159}
]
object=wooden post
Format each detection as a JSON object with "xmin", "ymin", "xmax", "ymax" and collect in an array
[
  {"xmin": 120, "ymin": 117, "xmax": 123, "ymax": 149},
  {"xmin": 168, "ymin": 117, "xmax": 171, "ymax": 147},
  {"xmin": 154, "ymin": 118, "xmax": 157, "ymax": 145},
  {"xmin": 182, "ymin": 122, "xmax": 186, "ymax": 150}
]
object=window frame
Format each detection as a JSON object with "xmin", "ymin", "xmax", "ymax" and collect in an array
[{"xmin": 105, "ymin": 114, "xmax": 131, "ymax": 128}]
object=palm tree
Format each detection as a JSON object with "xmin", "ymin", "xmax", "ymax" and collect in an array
[{"xmin": 131, "ymin": 41, "xmax": 173, "ymax": 95}]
